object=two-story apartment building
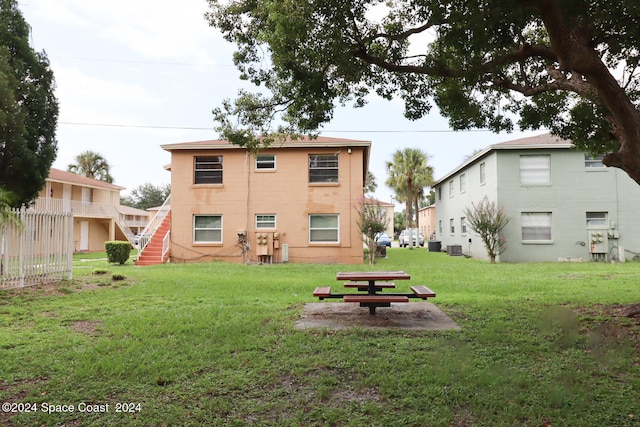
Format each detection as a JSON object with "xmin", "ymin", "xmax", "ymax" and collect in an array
[
  {"xmin": 433, "ymin": 134, "xmax": 640, "ymax": 262},
  {"xmin": 161, "ymin": 136, "xmax": 371, "ymax": 264},
  {"xmin": 32, "ymin": 168, "xmax": 148, "ymax": 251},
  {"xmin": 418, "ymin": 205, "xmax": 436, "ymax": 240}
]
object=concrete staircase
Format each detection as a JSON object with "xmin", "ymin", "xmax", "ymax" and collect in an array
[{"xmin": 135, "ymin": 212, "xmax": 171, "ymax": 266}]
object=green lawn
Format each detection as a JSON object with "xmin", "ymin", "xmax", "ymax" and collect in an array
[{"xmin": 1, "ymin": 249, "xmax": 639, "ymax": 426}]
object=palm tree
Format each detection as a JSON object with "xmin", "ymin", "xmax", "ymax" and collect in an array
[
  {"xmin": 68, "ymin": 151, "xmax": 114, "ymax": 183},
  {"xmin": 385, "ymin": 148, "xmax": 433, "ymax": 249}
]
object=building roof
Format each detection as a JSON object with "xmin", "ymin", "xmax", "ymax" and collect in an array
[
  {"xmin": 364, "ymin": 197, "xmax": 394, "ymax": 207},
  {"xmin": 117, "ymin": 204, "xmax": 151, "ymax": 216},
  {"xmin": 160, "ymin": 135, "xmax": 371, "ymax": 151},
  {"xmin": 47, "ymin": 168, "xmax": 125, "ymax": 191},
  {"xmin": 433, "ymin": 133, "xmax": 572, "ymax": 185}
]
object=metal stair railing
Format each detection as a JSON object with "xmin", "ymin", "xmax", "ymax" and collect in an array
[{"xmin": 137, "ymin": 195, "xmax": 171, "ymax": 259}]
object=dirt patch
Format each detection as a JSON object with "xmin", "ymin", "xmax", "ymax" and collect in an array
[{"xmin": 68, "ymin": 320, "xmax": 102, "ymax": 335}]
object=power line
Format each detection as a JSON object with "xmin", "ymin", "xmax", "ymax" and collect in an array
[
  {"xmin": 58, "ymin": 121, "xmax": 492, "ymax": 133},
  {"xmin": 51, "ymin": 55, "xmax": 235, "ymax": 67}
]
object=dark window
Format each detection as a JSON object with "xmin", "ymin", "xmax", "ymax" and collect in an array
[
  {"xmin": 309, "ymin": 154, "xmax": 338, "ymax": 183},
  {"xmin": 194, "ymin": 156, "xmax": 223, "ymax": 184}
]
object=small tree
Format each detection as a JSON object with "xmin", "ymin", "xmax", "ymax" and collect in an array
[
  {"xmin": 464, "ymin": 197, "xmax": 509, "ymax": 264},
  {"xmin": 356, "ymin": 199, "xmax": 388, "ymax": 265}
]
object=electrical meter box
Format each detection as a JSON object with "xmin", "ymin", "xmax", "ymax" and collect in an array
[{"xmin": 588, "ymin": 230, "xmax": 608, "ymax": 254}]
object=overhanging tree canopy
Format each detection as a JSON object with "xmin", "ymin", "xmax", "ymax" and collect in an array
[
  {"xmin": 0, "ymin": 0, "xmax": 58, "ymax": 207},
  {"xmin": 207, "ymin": 0, "xmax": 640, "ymax": 184}
]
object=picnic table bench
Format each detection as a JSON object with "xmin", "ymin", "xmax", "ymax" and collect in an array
[{"xmin": 312, "ymin": 271, "xmax": 436, "ymax": 315}]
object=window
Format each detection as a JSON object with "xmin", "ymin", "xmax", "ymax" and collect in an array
[
  {"xmin": 480, "ymin": 162, "xmax": 486, "ymax": 185},
  {"xmin": 256, "ymin": 214, "xmax": 276, "ymax": 229},
  {"xmin": 449, "ymin": 180, "xmax": 454, "ymax": 197},
  {"xmin": 194, "ymin": 156, "xmax": 223, "ymax": 184},
  {"xmin": 586, "ymin": 212, "xmax": 608, "ymax": 227},
  {"xmin": 585, "ymin": 154, "xmax": 604, "ymax": 168},
  {"xmin": 521, "ymin": 212, "xmax": 552, "ymax": 241},
  {"xmin": 520, "ymin": 155, "xmax": 550, "ymax": 185},
  {"xmin": 256, "ymin": 154, "xmax": 276, "ymax": 170},
  {"xmin": 309, "ymin": 214, "xmax": 339, "ymax": 243},
  {"xmin": 309, "ymin": 154, "xmax": 338, "ymax": 183},
  {"xmin": 438, "ymin": 220, "xmax": 442, "ymax": 234},
  {"xmin": 461, "ymin": 217, "xmax": 467, "ymax": 234},
  {"xmin": 449, "ymin": 218, "xmax": 455, "ymax": 234},
  {"xmin": 438, "ymin": 187, "xmax": 442, "ymax": 201},
  {"xmin": 194, "ymin": 215, "xmax": 222, "ymax": 243},
  {"xmin": 460, "ymin": 174, "xmax": 466, "ymax": 193}
]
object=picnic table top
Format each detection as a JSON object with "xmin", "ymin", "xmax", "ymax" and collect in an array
[{"xmin": 336, "ymin": 271, "xmax": 411, "ymax": 281}]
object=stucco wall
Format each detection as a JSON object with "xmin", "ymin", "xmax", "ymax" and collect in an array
[{"xmin": 169, "ymin": 146, "xmax": 367, "ymax": 264}]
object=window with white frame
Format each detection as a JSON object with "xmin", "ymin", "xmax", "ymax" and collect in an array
[
  {"xmin": 256, "ymin": 214, "xmax": 276, "ymax": 229},
  {"xmin": 586, "ymin": 212, "xmax": 608, "ymax": 227},
  {"xmin": 256, "ymin": 154, "xmax": 276, "ymax": 170},
  {"xmin": 584, "ymin": 154, "xmax": 604, "ymax": 168},
  {"xmin": 460, "ymin": 174, "xmax": 466, "ymax": 193},
  {"xmin": 193, "ymin": 215, "xmax": 222, "ymax": 243},
  {"xmin": 480, "ymin": 162, "xmax": 486, "ymax": 185},
  {"xmin": 449, "ymin": 218, "xmax": 455, "ymax": 234},
  {"xmin": 438, "ymin": 220, "xmax": 442, "ymax": 234},
  {"xmin": 449, "ymin": 180, "xmax": 454, "ymax": 197},
  {"xmin": 309, "ymin": 154, "xmax": 338, "ymax": 183},
  {"xmin": 438, "ymin": 186, "xmax": 442, "ymax": 201},
  {"xmin": 521, "ymin": 212, "xmax": 552, "ymax": 241},
  {"xmin": 309, "ymin": 214, "xmax": 339, "ymax": 243},
  {"xmin": 461, "ymin": 217, "xmax": 467, "ymax": 234},
  {"xmin": 520, "ymin": 155, "xmax": 550, "ymax": 185},
  {"xmin": 194, "ymin": 156, "xmax": 223, "ymax": 184}
]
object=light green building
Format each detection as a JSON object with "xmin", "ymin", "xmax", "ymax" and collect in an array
[{"xmin": 433, "ymin": 133, "xmax": 640, "ymax": 262}]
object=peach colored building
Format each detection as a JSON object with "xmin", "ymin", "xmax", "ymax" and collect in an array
[
  {"xmin": 33, "ymin": 168, "xmax": 148, "ymax": 251},
  {"xmin": 161, "ymin": 136, "xmax": 371, "ymax": 264},
  {"xmin": 364, "ymin": 197, "xmax": 394, "ymax": 238},
  {"xmin": 418, "ymin": 205, "xmax": 436, "ymax": 240}
]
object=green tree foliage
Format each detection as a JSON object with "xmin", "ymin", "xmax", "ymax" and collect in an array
[
  {"xmin": 0, "ymin": 0, "xmax": 58, "ymax": 207},
  {"xmin": 365, "ymin": 171, "xmax": 377, "ymax": 194},
  {"xmin": 464, "ymin": 197, "xmax": 510, "ymax": 263},
  {"xmin": 121, "ymin": 183, "xmax": 171, "ymax": 211},
  {"xmin": 68, "ymin": 151, "xmax": 114, "ymax": 183},
  {"xmin": 394, "ymin": 210, "xmax": 406, "ymax": 235},
  {"xmin": 356, "ymin": 198, "xmax": 388, "ymax": 265},
  {"xmin": 0, "ymin": 188, "xmax": 21, "ymax": 231},
  {"xmin": 207, "ymin": 0, "xmax": 640, "ymax": 185},
  {"xmin": 385, "ymin": 148, "xmax": 433, "ymax": 248}
]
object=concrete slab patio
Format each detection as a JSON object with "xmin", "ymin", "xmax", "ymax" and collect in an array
[{"xmin": 294, "ymin": 302, "xmax": 461, "ymax": 331}]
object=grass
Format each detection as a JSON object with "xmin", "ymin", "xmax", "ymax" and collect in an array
[{"xmin": 0, "ymin": 249, "xmax": 639, "ymax": 426}]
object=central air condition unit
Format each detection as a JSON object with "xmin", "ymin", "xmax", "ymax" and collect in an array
[{"xmin": 447, "ymin": 245, "xmax": 462, "ymax": 256}]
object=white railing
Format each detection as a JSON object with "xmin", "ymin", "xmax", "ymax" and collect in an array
[
  {"xmin": 31, "ymin": 197, "xmax": 141, "ymax": 245},
  {"xmin": 1, "ymin": 209, "xmax": 74, "ymax": 290},
  {"xmin": 162, "ymin": 230, "xmax": 171, "ymax": 262},
  {"xmin": 137, "ymin": 195, "xmax": 171, "ymax": 257}
]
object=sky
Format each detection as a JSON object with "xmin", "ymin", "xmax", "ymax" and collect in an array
[{"xmin": 19, "ymin": 0, "xmax": 544, "ymax": 205}]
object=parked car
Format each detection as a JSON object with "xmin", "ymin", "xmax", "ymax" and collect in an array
[
  {"xmin": 374, "ymin": 232, "xmax": 392, "ymax": 247},
  {"xmin": 399, "ymin": 229, "xmax": 424, "ymax": 247}
]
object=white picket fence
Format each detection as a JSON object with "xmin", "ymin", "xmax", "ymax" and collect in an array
[{"xmin": 1, "ymin": 209, "xmax": 74, "ymax": 290}]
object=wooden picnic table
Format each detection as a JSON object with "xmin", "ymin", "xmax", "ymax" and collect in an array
[{"xmin": 313, "ymin": 270, "xmax": 435, "ymax": 315}]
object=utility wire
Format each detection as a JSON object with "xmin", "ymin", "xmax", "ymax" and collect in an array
[{"xmin": 58, "ymin": 121, "xmax": 492, "ymax": 133}]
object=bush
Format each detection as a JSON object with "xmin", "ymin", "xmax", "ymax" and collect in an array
[{"xmin": 105, "ymin": 241, "xmax": 132, "ymax": 265}]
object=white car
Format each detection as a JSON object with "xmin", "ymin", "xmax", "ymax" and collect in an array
[{"xmin": 399, "ymin": 229, "xmax": 424, "ymax": 247}]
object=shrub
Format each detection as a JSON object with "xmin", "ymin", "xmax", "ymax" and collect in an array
[{"xmin": 104, "ymin": 241, "xmax": 132, "ymax": 265}]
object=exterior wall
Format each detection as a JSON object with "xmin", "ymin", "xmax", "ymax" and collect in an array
[
  {"xmin": 418, "ymin": 205, "xmax": 437, "ymax": 239},
  {"xmin": 435, "ymin": 152, "xmax": 498, "ymax": 260},
  {"xmin": 496, "ymin": 149, "xmax": 640, "ymax": 262},
  {"xmin": 436, "ymin": 145, "xmax": 640, "ymax": 262},
  {"xmin": 169, "ymin": 146, "xmax": 368, "ymax": 264},
  {"xmin": 36, "ymin": 169, "xmax": 130, "ymax": 252}
]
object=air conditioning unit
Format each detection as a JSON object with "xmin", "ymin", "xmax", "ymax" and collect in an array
[{"xmin": 447, "ymin": 245, "xmax": 462, "ymax": 256}]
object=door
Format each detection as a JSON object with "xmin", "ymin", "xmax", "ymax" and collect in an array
[{"xmin": 79, "ymin": 221, "xmax": 89, "ymax": 251}]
